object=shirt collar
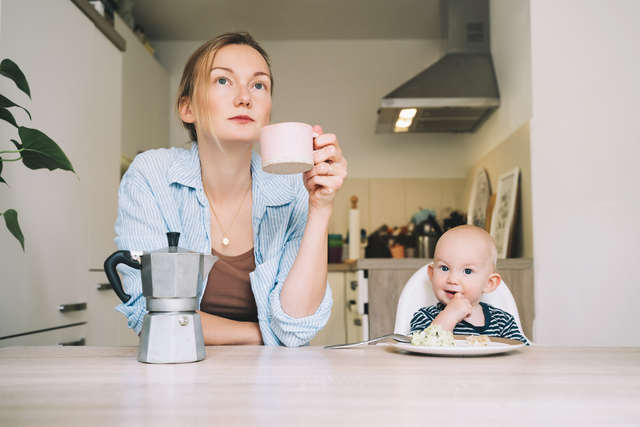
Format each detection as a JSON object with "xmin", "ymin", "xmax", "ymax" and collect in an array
[{"xmin": 166, "ymin": 143, "xmax": 202, "ymax": 189}]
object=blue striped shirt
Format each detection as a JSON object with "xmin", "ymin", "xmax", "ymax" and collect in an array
[
  {"xmin": 409, "ymin": 302, "xmax": 530, "ymax": 344},
  {"xmin": 113, "ymin": 144, "xmax": 332, "ymax": 347}
]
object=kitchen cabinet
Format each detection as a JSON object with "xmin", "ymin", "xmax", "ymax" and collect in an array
[
  {"xmin": 85, "ymin": 270, "xmax": 139, "ymax": 346},
  {"xmin": 309, "ymin": 265, "xmax": 364, "ymax": 346},
  {"xmin": 0, "ymin": 324, "xmax": 87, "ymax": 347},
  {"xmin": 357, "ymin": 258, "xmax": 534, "ymax": 340},
  {"xmin": 0, "ymin": 0, "xmax": 121, "ymax": 346}
]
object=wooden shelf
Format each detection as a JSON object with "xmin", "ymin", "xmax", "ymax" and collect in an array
[{"xmin": 70, "ymin": 0, "xmax": 126, "ymax": 52}]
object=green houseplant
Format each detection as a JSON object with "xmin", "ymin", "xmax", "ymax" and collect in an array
[{"xmin": 0, "ymin": 59, "xmax": 76, "ymax": 251}]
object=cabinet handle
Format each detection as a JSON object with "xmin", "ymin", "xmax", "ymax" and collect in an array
[
  {"xmin": 58, "ymin": 338, "xmax": 85, "ymax": 346},
  {"xmin": 350, "ymin": 280, "xmax": 358, "ymax": 291},
  {"xmin": 59, "ymin": 303, "xmax": 87, "ymax": 312},
  {"xmin": 354, "ymin": 319, "xmax": 362, "ymax": 326},
  {"xmin": 96, "ymin": 283, "xmax": 112, "ymax": 291}
]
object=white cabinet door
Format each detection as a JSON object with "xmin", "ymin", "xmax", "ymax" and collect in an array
[
  {"xmin": 309, "ymin": 272, "xmax": 346, "ymax": 346},
  {"xmin": 0, "ymin": 324, "xmax": 87, "ymax": 347},
  {"xmin": 0, "ymin": 0, "xmax": 121, "ymax": 341}
]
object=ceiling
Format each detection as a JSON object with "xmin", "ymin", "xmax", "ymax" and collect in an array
[{"xmin": 130, "ymin": 0, "xmax": 441, "ymax": 41}]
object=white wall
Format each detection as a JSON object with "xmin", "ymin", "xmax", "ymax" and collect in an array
[
  {"xmin": 530, "ymin": 0, "xmax": 640, "ymax": 346},
  {"xmin": 115, "ymin": 14, "xmax": 170, "ymax": 160},
  {"xmin": 459, "ymin": 0, "xmax": 532, "ymax": 162}
]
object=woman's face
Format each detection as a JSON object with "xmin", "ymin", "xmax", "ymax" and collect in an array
[{"xmin": 203, "ymin": 43, "xmax": 272, "ymax": 146}]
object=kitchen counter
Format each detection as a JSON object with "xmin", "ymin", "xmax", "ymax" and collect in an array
[{"xmin": 1, "ymin": 344, "xmax": 638, "ymax": 426}]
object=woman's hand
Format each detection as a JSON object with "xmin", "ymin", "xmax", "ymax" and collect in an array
[{"xmin": 302, "ymin": 125, "xmax": 347, "ymax": 212}]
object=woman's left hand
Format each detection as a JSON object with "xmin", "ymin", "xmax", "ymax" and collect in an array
[{"xmin": 303, "ymin": 125, "xmax": 347, "ymax": 212}]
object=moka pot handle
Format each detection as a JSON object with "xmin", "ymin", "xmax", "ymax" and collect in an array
[{"xmin": 103, "ymin": 250, "xmax": 141, "ymax": 303}]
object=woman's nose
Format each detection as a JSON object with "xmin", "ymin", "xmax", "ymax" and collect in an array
[{"xmin": 235, "ymin": 86, "xmax": 251, "ymax": 107}]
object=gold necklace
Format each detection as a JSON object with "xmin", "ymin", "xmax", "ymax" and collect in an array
[{"xmin": 204, "ymin": 180, "xmax": 252, "ymax": 246}]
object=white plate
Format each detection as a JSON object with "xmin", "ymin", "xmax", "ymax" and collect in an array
[{"xmin": 390, "ymin": 339, "xmax": 525, "ymax": 357}]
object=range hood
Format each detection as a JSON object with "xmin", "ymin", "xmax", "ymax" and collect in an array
[{"xmin": 376, "ymin": 0, "xmax": 499, "ymax": 133}]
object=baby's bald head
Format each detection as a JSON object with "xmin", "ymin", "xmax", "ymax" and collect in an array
[{"xmin": 435, "ymin": 225, "xmax": 497, "ymax": 273}]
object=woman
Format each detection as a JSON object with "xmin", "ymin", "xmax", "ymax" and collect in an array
[{"xmin": 114, "ymin": 32, "xmax": 347, "ymax": 347}]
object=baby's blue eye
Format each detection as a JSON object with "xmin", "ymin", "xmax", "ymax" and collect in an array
[
  {"xmin": 217, "ymin": 78, "xmax": 228, "ymax": 85},
  {"xmin": 463, "ymin": 268, "xmax": 473, "ymax": 275},
  {"xmin": 254, "ymin": 82, "xmax": 264, "ymax": 90},
  {"xmin": 440, "ymin": 266, "xmax": 449, "ymax": 272}
]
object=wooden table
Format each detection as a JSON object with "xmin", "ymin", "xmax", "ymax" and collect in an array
[{"xmin": 1, "ymin": 345, "xmax": 639, "ymax": 426}]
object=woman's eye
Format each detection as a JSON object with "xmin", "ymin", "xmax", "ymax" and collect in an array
[
  {"xmin": 254, "ymin": 82, "xmax": 264, "ymax": 90},
  {"xmin": 463, "ymin": 268, "xmax": 473, "ymax": 275},
  {"xmin": 217, "ymin": 77, "xmax": 228, "ymax": 85},
  {"xmin": 440, "ymin": 266, "xmax": 449, "ymax": 272}
]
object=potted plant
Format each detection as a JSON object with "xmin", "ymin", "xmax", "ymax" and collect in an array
[{"xmin": 0, "ymin": 59, "xmax": 76, "ymax": 251}]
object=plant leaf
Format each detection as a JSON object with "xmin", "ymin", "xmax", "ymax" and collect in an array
[
  {"xmin": 11, "ymin": 139, "xmax": 23, "ymax": 150},
  {"xmin": 1, "ymin": 209, "xmax": 25, "ymax": 251},
  {"xmin": 18, "ymin": 127, "xmax": 76, "ymax": 174},
  {"xmin": 0, "ymin": 59, "xmax": 31, "ymax": 99},
  {"xmin": 0, "ymin": 107, "xmax": 19, "ymax": 128},
  {"xmin": 0, "ymin": 94, "xmax": 31, "ymax": 120}
]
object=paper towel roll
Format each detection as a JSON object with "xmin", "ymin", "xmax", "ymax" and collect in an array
[{"xmin": 348, "ymin": 196, "xmax": 360, "ymax": 261}]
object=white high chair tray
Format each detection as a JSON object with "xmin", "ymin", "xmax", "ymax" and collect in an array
[{"xmin": 390, "ymin": 336, "xmax": 525, "ymax": 357}]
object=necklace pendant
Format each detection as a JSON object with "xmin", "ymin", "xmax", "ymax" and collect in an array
[{"xmin": 222, "ymin": 236, "xmax": 229, "ymax": 246}]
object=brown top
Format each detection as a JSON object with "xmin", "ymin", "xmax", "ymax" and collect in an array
[{"xmin": 200, "ymin": 247, "xmax": 258, "ymax": 323}]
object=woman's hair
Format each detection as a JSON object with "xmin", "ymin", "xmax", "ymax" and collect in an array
[{"xmin": 176, "ymin": 31, "xmax": 273, "ymax": 142}]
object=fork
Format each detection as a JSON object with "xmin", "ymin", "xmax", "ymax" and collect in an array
[{"xmin": 324, "ymin": 333, "xmax": 411, "ymax": 349}]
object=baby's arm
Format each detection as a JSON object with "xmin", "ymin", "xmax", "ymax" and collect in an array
[
  {"xmin": 409, "ymin": 306, "xmax": 438, "ymax": 334},
  {"xmin": 432, "ymin": 293, "xmax": 473, "ymax": 332}
]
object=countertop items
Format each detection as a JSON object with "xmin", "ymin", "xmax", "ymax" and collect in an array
[{"xmin": 1, "ymin": 345, "xmax": 639, "ymax": 426}]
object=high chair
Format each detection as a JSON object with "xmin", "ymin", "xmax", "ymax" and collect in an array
[{"xmin": 393, "ymin": 263, "xmax": 528, "ymax": 340}]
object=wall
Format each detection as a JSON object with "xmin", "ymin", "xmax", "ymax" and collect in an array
[
  {"xmin": 457, "ymin": 0, "xmax": 532, "ymax": 162},
  {"xmin": 529, "ymin": 0, "xmax": 640, "ymax": 346},
  {"xmin": 459, "ymin": 121, "xmax": 532, "ymax": 258},
  {"xmin": 115, "ymin": 14, "xmax": 170, "ymax": 161},
  {"xmin": 329, "ymin": 177, "xmax": 465, "ymax": 239}
]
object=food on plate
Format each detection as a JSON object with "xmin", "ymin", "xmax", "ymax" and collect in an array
[
  {"xmin": 466, "ymin": 335, "xmax": 491, "ymax": 346},
  {"xmin": 411, "ymin": 324, "xmax": 456, "ymax": 347}
]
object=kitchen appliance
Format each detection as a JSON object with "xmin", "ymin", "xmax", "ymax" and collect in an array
[
  {"xmin": 104, "ymin": 232, "xmax": 217, "ymax": 364},
  {"xmin": 376, "ymin": 0, "xmax": 500, "ymax": 133}
]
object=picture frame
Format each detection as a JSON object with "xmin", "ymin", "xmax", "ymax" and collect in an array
[
  {"xmin": 467, "ymin": 168, "xmax": 492, "ymax": 230},
  {"xmin": 490, "ymin": 167, "xmax": 520, "ymax": 259}
]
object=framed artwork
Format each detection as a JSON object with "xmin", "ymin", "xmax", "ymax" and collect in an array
[
  {"xmin": 490, "ymin": 167, "xmax": 520, "ymax": 259},
  {"xmin": 467, "ymin": 168, "xmax": 492, "ymax": 230}
]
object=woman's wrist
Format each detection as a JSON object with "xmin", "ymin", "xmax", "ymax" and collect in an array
[{"xmin": 307, "ymin": 203, "xmax": 333, "ymax": 223}]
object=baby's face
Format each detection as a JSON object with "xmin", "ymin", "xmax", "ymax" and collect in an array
[{"xmin": 429, "ymin": 230, "xmax": 495, "ymax": 307}]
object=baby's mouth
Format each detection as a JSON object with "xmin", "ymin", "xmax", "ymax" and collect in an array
[{"xmin": 445, "ymin": 290, "xmax": 457, "ymax": 299}]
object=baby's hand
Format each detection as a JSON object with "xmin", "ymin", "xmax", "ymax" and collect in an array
[{"xmin": 443, "ymin": 293, "xmax": 473, "ymax": 323}]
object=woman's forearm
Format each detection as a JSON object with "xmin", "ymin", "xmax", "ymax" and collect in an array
[
  {"xmin": 279, "ymin": 206, "xmax": 332, "ymax": 318},
  {"xmin": 198, "ymin": 311, "xmax": 263, "ymax": 345}
]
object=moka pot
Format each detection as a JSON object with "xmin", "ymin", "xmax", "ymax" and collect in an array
[{"xmin": 104, "ymin": 232, "xmax": 217, "ymax": 364}]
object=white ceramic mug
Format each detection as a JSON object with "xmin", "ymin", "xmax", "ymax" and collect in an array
[{"xmin": 259, "ymin": 122, "xmax": 318, "ymax": 174}]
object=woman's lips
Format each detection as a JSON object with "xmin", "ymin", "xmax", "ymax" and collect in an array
[{"xmin": 229, "ymin": 115, "xmax": 254, "ymax": 124}]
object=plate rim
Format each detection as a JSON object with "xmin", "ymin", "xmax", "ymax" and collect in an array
[{"xmin": 390, "ymin": 339, "xmax": 526, "ymax": 356}]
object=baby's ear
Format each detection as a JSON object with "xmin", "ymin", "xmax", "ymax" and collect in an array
[
  {"xmin": 427, "ymin": 263, "xmax": 434, "ymax": 282},
  {"xmin": 483, "ymin": 273, "xmax": 501, "ymax": 294}
]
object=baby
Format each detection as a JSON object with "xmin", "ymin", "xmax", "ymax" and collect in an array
[{"xmin": 409, "ymin": 225, "xmax": 529, "ymax": 344}]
